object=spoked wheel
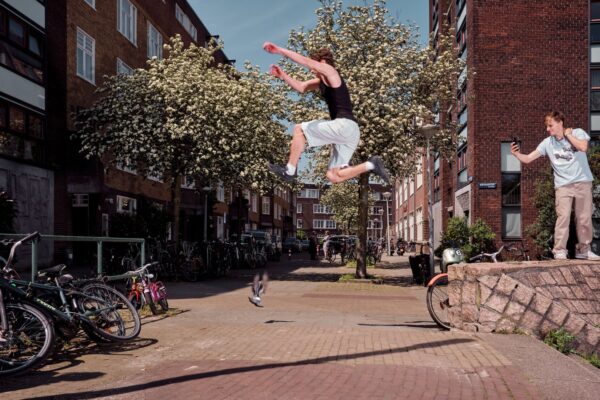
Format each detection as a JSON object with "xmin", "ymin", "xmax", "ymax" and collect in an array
[
  {"xmin": 158, "ymin": 298, "xmax": 169, "ymax": 312},
  {"xmin": 0, "ymin": 302, "xmax": 55, "ymax": 376},
  {"xmin": 78, "ymin": 283, "xmax": 141, "ymax": 342},
  {"xmin": 426, "ymin": 274, "xmax": 451, "ymax": 330}
]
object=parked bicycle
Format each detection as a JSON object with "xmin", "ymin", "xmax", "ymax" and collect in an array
[
  {"xmin": 0, "ymin": 233, "xmax": 141, "ymax": 376},
  {"xmin": 111, "ymin": 262, "xmax": 169, "ymax": 315}
]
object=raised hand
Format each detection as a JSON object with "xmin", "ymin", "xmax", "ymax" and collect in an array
[
  {"xmin": 269, "ymin": 64, "xmax": 283, "ymax": 78},
  {"xmin": 263, "ymin": 41, "xmax": 280, "ymax": 54}
]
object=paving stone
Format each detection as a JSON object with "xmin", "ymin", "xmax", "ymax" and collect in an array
[
  {"xmin": 495, "ymin": 318, "xmax": 517, "ymax": 333},
  {"xmin": 550, "ymin": 269, "xmax": 568, "ymax": 285},
  {"xmin": 461, "ymin": 303, "xmax": 479, "ymax": 323},
  {"xmin": 546, "ymin": 303, "xmax": 569, "ymax": 326},
  {"xmin": 530, "ymin": 294, "xmax": 552, "ymax": 316},
  {"xmin": 495, "ymin": 275, "xmax": 519, "ymax": 296},
  {"xmin": 505, "ymin": 301, "xmax": 526, "ymax": 321},
  {"xmin": 478, "ymin": 283, "xmax": 493, "ymax": 306},
  {"xmin": 560, "ymin": 268, "xmax": 577, "ymax": 285},
  {"xmin": 540, "ymin": 271, "xmax": 557, "ymax": 285},
  {"xmin": 462, "ymin": 281, "xmax": 478, "ymax": 305},
  {"xmin": 563, "ymin": 313, "xmax": 586, "ymax": 336},
  {"xmin": 479, "ymin": 307, "xmax": 502, "ymax": 325},
  {"xmin": 448, "ymin": 281, "xmax": 462, "ymax": 307},
  {"xmin": 511, "ymin": 284, "xmax": 535, "ymax": 306},
  {"xmin": 477, "ymin": 275, "xmax": 500, "ymax": 290},
  {"xmin": 484, "ymin": 293, "xmax": 510, "ymax": 314},
  {"xmin": 519, "ymin": 309, "xmax": 544, "ymax": 333}
]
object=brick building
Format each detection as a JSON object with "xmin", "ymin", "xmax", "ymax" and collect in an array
[
  {"xmin": 46, "ymin": 0, "xmax": 234, "ymax": 244},
  {"xmin": 415, "ymin": 0, "xmax": 598, "ymax": 253},
  {"xmin": 296, "ymin": 183, "xmax": 393, "ymax": 241}
]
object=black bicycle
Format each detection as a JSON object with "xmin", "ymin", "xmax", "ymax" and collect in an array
[{"xmin": 1, "ymin": 233, "xmax": 141, "ymax": 376}]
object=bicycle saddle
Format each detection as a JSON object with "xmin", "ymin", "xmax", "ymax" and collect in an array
[{"xmin": 37, "ymin": 264, "xmax": 67, "ymax": 278}]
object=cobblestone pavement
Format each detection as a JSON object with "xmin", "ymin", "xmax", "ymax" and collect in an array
[{"xmin": 1, "ymin": 254, "xmax": 598, "ymax": 399}]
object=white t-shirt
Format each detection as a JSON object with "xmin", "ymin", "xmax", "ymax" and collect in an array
[{"xmin": 536, "ymin": 128, "xmax": 593, "ymax": 188}]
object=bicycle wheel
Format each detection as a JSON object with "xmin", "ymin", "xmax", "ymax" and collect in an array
[
  {"xmin": 78, "ymin": 283, "xmax": 141, "ymax": 342},
  {"xmin": 0, "ymin": 302, "xmax": 55, "ymax": 376},
  {"xmin": 158, "ymin": 298, "xmax": 169, "ymax": 312},
  {"xmin": 144, "ymin": 291, "xmax": 158, "ymax": 315},
  {"xmin": 426, "ymin": 274, "xmax": 451, "ymax": 330}
]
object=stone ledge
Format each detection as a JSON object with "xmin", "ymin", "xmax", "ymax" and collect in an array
[{"xmin": 448, "ymin": 260, "xmax": 600, "ymax": 356}]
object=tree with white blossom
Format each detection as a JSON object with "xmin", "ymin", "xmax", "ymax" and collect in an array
[
  {"xmin": 76, "ymin": 36, "xmax": 292, "ymax": 245},
  {"xmin": 276, "ymin": 0, "xmax": 462, "ymax": 277}
]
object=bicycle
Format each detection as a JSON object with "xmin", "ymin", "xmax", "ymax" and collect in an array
[
  {"xmin": 116, "ymin": 262, "xmax": 168, "ymax": 315},
  {"xmin": 426, "ymin": 245, "xmax": 506, "ymax": 330}
]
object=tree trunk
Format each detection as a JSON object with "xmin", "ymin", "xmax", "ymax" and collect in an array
[
  {"xmin": 356, "ymin": 174, "xmax": 370, "ymax": 278},
  {"xmin": 171, "ymin": 174, "xmax": 182, "ymax": 251}
]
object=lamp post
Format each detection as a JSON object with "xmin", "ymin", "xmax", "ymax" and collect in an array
[
  {"xmin": 418, "ymin": 123, "xmax": 438, "ymax": 279},
  {"xmin": 383, "ymin": 191, "xmax": 392, "ymax": 255},
  {"xmin": 202, "ymin": 186, "xmax": 211, "ymax": 241}
]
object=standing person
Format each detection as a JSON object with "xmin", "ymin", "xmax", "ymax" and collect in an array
[
  {"xmin": 511, "ymin": 111, "xmax": 599, "ymax": 260},
  {"xmin": 262, "ymin": 42, "xmax": 390, "ymax": 185},
  {"xmin": 308, "ymin": 231, "xmax": 317, "ymax": 260}
]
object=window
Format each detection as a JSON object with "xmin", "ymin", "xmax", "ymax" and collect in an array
[
  {"xmin": 457, "ymin": 84, "xmax": 467, "ymax": 112},
  {"xmin": 76, "ymin": 28, "xmax": 95, "ymax": 83},
  {"xmin": 456, "ymin": 0, "xmax": 466, "ymax": 16},
  {"xmin": 117, "ymin": 195, "xmax": 137, "ymax": 214},
  {"xmin": 371, "ymin": 192, "xmax": 381, "ymax": 201},
  {"xmin": 84, "ymin": 0, "xmax": 96, "ymax": 9},
  {"xmin": 28, "ymin": 32, "xmax": 42, "ymax": 57},
  {"xmin": 416, "ymin": 169, "xmax": 423, "ymax": 188},
  {"xmin": 147, "ymin": 23, "xmax": 163, "ymax": 59},
  {"xmin": 262, "ymin": 196, "xmax": 270, "ymax": 215},
  {"xmin": 181, "ymin": 175, "xmax": 195, "ymax": 189},
  {"xmin": 217, "ymin": 184, "xmax": 225, "ymax": 202},
  {"xmin": 369, "ymin": 206, "xmax": 383, "ymax": 215},
  {"xmin": 117, "ymin": 58, "xmax": 134, "ymax": 75},
  {"xmin": 251, "ymin": 194, "xmax": 257, "ymax": 212},
  {"xmin": 175, "ymin": 4, "xmax": 197, "ymax": 41},
  {"xmin": 501, "ymin": 142, "xmax": 521, "ymax": 238},
  {"xmin": 313, "ymin": 219, "xmax": 336, "ymax": 229},
  {"xmin": 297, "ymin": 203, "xmax": 302, "ymax": 213},
  {"xmin": 313, "ymin": 204, "xmax": 333, "ymax": 214},
  {"xmin": 8, "ymin": 17, "xmax": 25, "ymax": 46},
  {"xmin": 298, "ymin": 188, "xmax": 319, "ymax": 198},
  {"xmin": 217, "ymin": 216, "xmax": 224, "ymax": 239},
  {"xmin": 456, "ymin": 23, "xmax": 466, "ymax": 54},
  {"xmin": 297, "ymin": 219, "xmax": 303, "ymax": 229},
  {"xmin": 0, "ymin": 103, "xmax": 5, "ymax": 128},
  {"xmin": 0, "ymin": 8, "xmax": 5, "ymax": 36},
  {"xmin": 117, "ymin": 0, "xmax": 137, "ymax": 45},
  {"xmin": 9, "ymin": 107, "xmax": 24, "ymax": 132},
  {"xmin": 457, "ymin": 146, "xmax": 468, "ymax": 188},
  {"xmin": 28, "ymin": 114, "xmax": 43, "ymax": 139}
]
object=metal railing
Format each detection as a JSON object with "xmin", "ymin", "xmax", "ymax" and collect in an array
[{"xmin": 0, "ymin": 233, "xmax": 145, "ymax": 277}]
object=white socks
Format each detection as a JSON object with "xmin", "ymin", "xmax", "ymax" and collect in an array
[
  {"xmin": 286, "ymin": 163, "xmax": 296, "ymax": 175},
  {"xmin": 365, "ymin": 161, "xmax": 375, "ymax": 171}
]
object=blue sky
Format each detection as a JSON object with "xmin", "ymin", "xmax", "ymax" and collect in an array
[{"xmin": 188, "ymin": 0, "xmax": 429, "ymax": 72}]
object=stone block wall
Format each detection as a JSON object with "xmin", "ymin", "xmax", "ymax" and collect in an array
[{"xmin": 448, "ymin": 261, "xmax": 600, "ymax": 356}]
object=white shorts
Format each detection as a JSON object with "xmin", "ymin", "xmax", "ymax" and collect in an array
[{"xmin": 301, "ymin": 118, "xmax": 360, "ymax": 169}]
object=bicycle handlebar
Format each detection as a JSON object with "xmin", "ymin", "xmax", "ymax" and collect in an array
[
  {"xmin": 4, "ymin": 232, "xmax": 41, "ymax": 271},
  {"xmin": 469, "ymin": 245, "xmax": 505, "ymax": 263}
]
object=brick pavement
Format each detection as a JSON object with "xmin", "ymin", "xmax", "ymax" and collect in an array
[{"xmin": 1, "ymin": 254, "xmax": 595, "ymax": 399}]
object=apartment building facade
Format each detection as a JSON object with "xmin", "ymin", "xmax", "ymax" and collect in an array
[
  {"xmin": 296, "ymin": 183, "xmax": 394, "ymax": 241},
  {"xmin": 422, "ymin": 0, "xmax": 597, "ymax": 253},
  {"xmin": 46, "ymin": 0, "xmax": 234, "ymax": 242}
]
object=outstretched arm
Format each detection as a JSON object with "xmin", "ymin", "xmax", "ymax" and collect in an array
[
  {"xmin": 269, "ymin": 65, "xmax": 320, "ymax": 94},
  {"xmin": 263, "ymin": 41, "xmax": 339, "ymax": 81},
  {"xmin": 511, "ymin": 143, "xmax": 541, "ymax": 164}
]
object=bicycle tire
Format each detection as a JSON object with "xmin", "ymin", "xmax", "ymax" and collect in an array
[
  {"xmin": 426, "ymin": 274, "xmax": 451, "ymax": 330},
  {"xmin": 144, "ymin": 291, "xmax": 158, "ymax": 315},
  {"xmin": 78, "ymin": 283, "xmax": 141, "ymax": 342},
  {"xmin": 127, "ymin": 291, "xmax": 142, "ymax": 310},
  {"xmin": 0, "ymin": 302, "xmax": 55, "ymax": 376},
  {"xmin": 158, "ymin": 298, "xmax": 169, "ymax": 312}
]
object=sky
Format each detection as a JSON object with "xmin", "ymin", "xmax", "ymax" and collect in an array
[
  {"xmin": 188, "ymin": 0, "xmax": 429, "ymax": 72},
  {"xmin": 187, "ymin": 0, "xmax": 429, "ymax": 174}
]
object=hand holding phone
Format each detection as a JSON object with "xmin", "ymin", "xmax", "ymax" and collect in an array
[{"xmin": 511, "ymin": 137, "xmax": 520, "ymax": 152}]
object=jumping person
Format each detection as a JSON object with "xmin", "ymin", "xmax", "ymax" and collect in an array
[
  {"xmin": 249, "ymin": 269, "xmax": 268, "ymax": 307},
  {"xmin": 262, "ymin": 42, "xmax": 390, "ymax": 185},
  {"xmin": 511, "ymin": 111, "xmax": 599, "ymax": 260}
]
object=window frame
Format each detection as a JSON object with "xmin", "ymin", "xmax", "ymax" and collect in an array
[
  {"xmin": 116, "ymin": 57, "xmax": 134, "ymax": 75},
  {"xmin": 76, "ymin": 27, "xmax": 95, "ymax": 84},
  {"xmin": 117, "ymin": 0, "xmax": 137, "ymax": 45},
  {"xmin": 84, "ymin": 0, "xmax": 96, "ymax": 9},
  {"xmin": 147, "ymin": 22, "xmax": 163, "ymax": 59}
]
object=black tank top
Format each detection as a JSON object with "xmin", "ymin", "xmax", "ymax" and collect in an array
[{"xmin": 320, "ymin": 77, "xmax": 356, "ymax": 122}]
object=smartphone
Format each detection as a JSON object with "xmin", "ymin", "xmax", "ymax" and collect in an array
[{"xmin": 512, "ymin": 136, "xmax": 518, "ymax": 144}]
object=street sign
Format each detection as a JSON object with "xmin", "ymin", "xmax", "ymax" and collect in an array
[{"xmin": 478, "ymin": 182, "xmax": 497, "ymax": 189}]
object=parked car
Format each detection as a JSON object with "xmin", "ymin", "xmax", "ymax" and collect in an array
[{"xmin": 282, "ymin": 237, "xmax": 302, "ymax": 253}]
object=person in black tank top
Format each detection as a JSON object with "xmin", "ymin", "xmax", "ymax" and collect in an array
[{"xmin": 262, "ymin": 41, "xmax": 390, "ymax": 186}]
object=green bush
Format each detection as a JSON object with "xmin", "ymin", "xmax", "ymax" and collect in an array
[
  {"xmin": 544, "ymin": 328, "xmax": 575, "ymax": 354},
  {"xmin": 435, "ymin": 217, "xmax": 496, "ymax": 261}
]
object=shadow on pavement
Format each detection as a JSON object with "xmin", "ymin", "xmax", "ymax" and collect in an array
[
  {"xmin": 358, "ymin": 322, "xmax": 440, "ymax": 329},
  {"xmin": 0, "ymin": 337, "xmax": 158, "ymax": 391},
  {"xmin": 26, "ymin": 337, "xmax": 474, "ymax": 400}
]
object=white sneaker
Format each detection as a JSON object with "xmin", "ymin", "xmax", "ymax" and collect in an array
[
  {"xmin": 553, "ymin": 250, "xmax": 568, "ymax": 260},
  {"xmin": 575, "ymin": 250, "xmax": 600, "ymax": 261},
  {"xmin": 248, "ymin": 295, "xmax": 263, "ymax": 307}
]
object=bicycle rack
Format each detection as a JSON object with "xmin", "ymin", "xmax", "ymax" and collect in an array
[{"xmin": 0, "ymin": 233, "xmax": 145, "ymax": 277}]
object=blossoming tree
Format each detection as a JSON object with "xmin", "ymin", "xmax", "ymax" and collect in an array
[
  {"xmin": 279, "ymin": 0, "xmax": 462, "ymax": 276},
  {"xmin": 76, "ymin": 36, "xmax": 291, "ymax": 245}
]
